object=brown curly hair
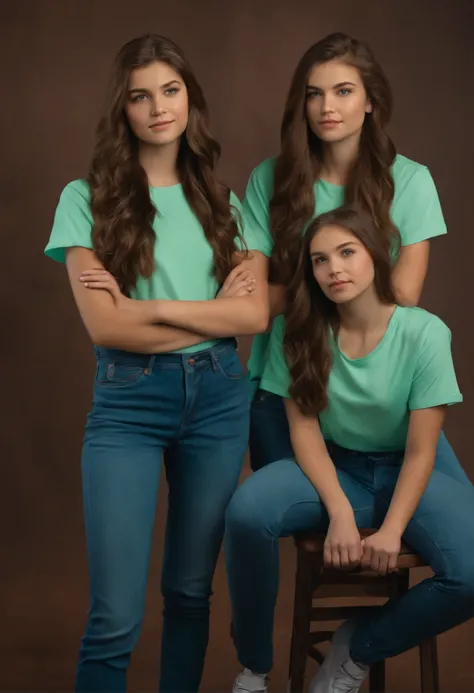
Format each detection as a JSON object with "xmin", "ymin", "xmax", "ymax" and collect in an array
[
  {"xmin": 88, "ymin": 34, "xmax": 244, "ymax": 295},
  {"xmin": 283, "ymin": 206, "xmax": 397, "ymax": 416},
  {"xmin": 270, "ymin": 32, "xmax": 398, "ymax": 284}
]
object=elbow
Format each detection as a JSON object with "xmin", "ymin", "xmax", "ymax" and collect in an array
[
  {"xmin": 394, "ymin": 287, "xmax": 422, "ymax": 307},
  {"xmin": 250, "ymin": 303, "xmax": 270, "ymax": 334}
]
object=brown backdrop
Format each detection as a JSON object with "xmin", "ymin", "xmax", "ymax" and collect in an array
[{"xmin": 2, "ymin": 1, "xmax": 473, "ymax": 691}]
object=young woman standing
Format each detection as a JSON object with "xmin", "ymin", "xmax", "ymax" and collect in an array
[
  {"xmin": 244, "ymin": 32, "xmax": 468, "ymax": 487},
  {"xmin": 45, "ymin": 34, "xmax": 268, "ymax": 693},
  {"xmin": 226, "ymin": 207, "xmax": 474, "ymax": 693}
]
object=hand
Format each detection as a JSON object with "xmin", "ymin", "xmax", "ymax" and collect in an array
[
  {"xmin": 217, "ymin": 265, "xmax": 256, "ymax": 298},
  {"xmin": 80, "ymin": 269, "xmax": 130, "ymax": 310},
  {"xmin": 360, "ymin": 528, "xmax": 401, "ymax": 574},
  {"xmin": 324, "ymin": 513, "xmax": 363, "ymax": 571}
]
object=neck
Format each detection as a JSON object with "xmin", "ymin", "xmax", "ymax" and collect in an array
[
  {"xmin": 138, "ymin": 140, "xmax": 181, "ymax": 187},
  {"xmin": 320, "ymin": 131, "xmax": 361, "ymax": 186},
  {"xmin": 337, "ymin": 286, "xmax": 396, "ymax": 333}
]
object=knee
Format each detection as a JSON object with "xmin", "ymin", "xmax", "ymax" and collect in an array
[
  {"xmin": 225, "ymin": 480, "xmax": 272, "ymax": 540},
  {"xmin": 442, "ymin": 558, "xmax": 474, "ymax": 603},
  {"xmin": 83, "ymin": 599, "xmax": 144, "ymax": 655},
  {"xmin": 161, "ymin": 584, "xmax": 210, "ymax": 619}
]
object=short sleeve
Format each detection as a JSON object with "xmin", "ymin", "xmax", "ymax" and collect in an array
[
  {"xmin": 242, "ymin": 160, "xmax": 275, "ymax": 257},
  {"xmin": 393, "ymin": 166, "xmax": 447, "ymax": 246},
  {"xmin": 44, "ymin": 180, "xmax": 94, "ymax": 263},
  {"xmin": 409, "ymin": 318, "xmax": 462, "ymax": 410},
  {"xmin": 260, "ymin": 315, "xmax": 292, "ymax": 398}
]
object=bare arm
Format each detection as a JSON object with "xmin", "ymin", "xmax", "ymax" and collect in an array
[
  {"xmin": 155, "ymin": 251, "xmax": 270, "ymax": 336},
  {"xmin": 269, "ymin": 283, "xmax": 286, "ymax": 318},
  {"xmin": 285, "ymin": 398, "xmax": 363, "ymax": 568},
  {"xmin": 392, "ymin": 241, "xmax": 430, "ymax": 306},
  {"xmin": 66, "ymin": 247, "xmax": 208, "ymax": 353},
  {"xmin": 381, "ymin": 406, "xmax": 445, "ymax": 535},
  {"xmin": 285, "ymin": 398, "xmax": 352, "ymax": 515}
]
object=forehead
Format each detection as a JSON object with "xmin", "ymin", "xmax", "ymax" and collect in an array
[
  {"xmin": 127, "ymin": 60, "xmax": 182, "ymax": 90},
  {"xmin": 307, "ymin": 58, "xmax": 362, "ymax": 88},
  {"xmin": 310, "ymin": 224, "xmax": 358, "ymax": 252}
]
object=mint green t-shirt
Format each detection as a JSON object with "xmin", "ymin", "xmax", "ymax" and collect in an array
[
  {"xmin": 244, "ymin": 154, "xmax": 448, "ymax": 391},
  {"xmin": 261, "ymin": 307, "xmax": 462, "ymax": 452},
  {"xmin": 45, "ymin": 179, "xmax": 247, "ymax": 353}
]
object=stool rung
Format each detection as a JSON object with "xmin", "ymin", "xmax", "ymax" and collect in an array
[
  {"xmin": 308, "ymin": 646, "xmax": 325, "ymax": 665},
  {"xmin": 310, "ymin": 605, "xmax": 379, "ymax": 621}
]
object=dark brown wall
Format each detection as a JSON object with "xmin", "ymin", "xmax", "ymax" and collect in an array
[{"xmin": 1, "ymin": 1, "xmax": 473, "ymax": 690}]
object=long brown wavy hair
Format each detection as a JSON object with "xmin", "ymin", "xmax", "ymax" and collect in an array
[
  {"xmin": 88, "ymin": 34, "xmax": 244, "ymax": 295},
  {"xmin": 284, "ymin": 206, "xmax": 397, "ymax": 416},
  {"xmin": 270, "ymin": 32, "xmax": 398, "ymax": 284}
]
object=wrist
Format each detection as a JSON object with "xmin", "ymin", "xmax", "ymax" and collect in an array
[
  {"xmin": 380, "ymin": 517, "xmax": 404, "ymax": 537},
  {"xmin": 327, "ymin": 497, "xmax": 354, "ymax": 521}
]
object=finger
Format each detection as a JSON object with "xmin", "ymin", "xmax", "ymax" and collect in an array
[
  {"xmin": 223, "ymin": 265, "xmax": 249, "ymax": 290},
  {"xmin": 349, "ymin": 542, "xmax": 362, "ymax": 565},
  {"xmin": 331, "ymin": 548, "xmax": 341, "ymax": 570},
  {"xmin": 80, "ymin": 273, "xmax": 112, "ymax": 283},
  {"xmin": 378, "ymin": 554, "xmax": 389, "ymax": 575},
  {"xmin": 371, "ymin": 554, "xmax": 381, "ymax": 573},
  {"xmin": 340, "ymin": 547, "xmax": 350, "ymax": 570},
  {"xmin": 360, "ymin": 546, "xmax": 372, "ymax": 569},
  {"xmin": 388, "ymin": 553, "xmax": 398, "ymax": 573},
  {"xmin": 83, "ymin": 281, "xmax": 114, "ymax": 291},
  {"xmin": 80, "ymin": 269, "xmax": 110, "ymax": 277},
  {"xmin": 323, "ymin": 545, "xmax": 332, "ymax": 568}
]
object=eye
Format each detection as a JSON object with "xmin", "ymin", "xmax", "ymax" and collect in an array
[
  {"xmin": 164, "ymin": 87, "xmax": 179, "ymax": 96},
  {"xmin": 341, "ymin": 247, "xmax": 355, "ymax": 257},
  {"xmin": 131, "ymin": 93, "xmax": 147, "ymax": 103},
  {"xmin": 338, "ymin": 88, "xmax": 352, "ymax": 96},
  {"xmin": 312, "ymin": 256, "xmax": 325, "ymax": 265},
  {"xmin": 306, "ymin": 90, "xmax": 321, "ymax": 100}
]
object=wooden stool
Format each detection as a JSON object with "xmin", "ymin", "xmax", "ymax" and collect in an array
[{"xmin": 289, "ymin": 529, "xmax": 439, "ymax": 692}]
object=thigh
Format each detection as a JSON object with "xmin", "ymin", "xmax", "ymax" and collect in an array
[
  {"xmin": 249, "ymin": 389, "xmax": 293, "ymax": 471},
  {"xmin": 226, "ymin": 457, "xmax": 376, "ymax": 539},
  {"xmin": 161, "ymin": 353, "xmax": 249, "ymax": 595},
  {"xmin": 82, "ymin": 432, "xmax": 162, "ymax": 614},
  {"xmin": 400, "ymin": 470, "xmax": 474, "ymax": 576},
  {"xmin": 434, "ymin": 430, "xmax": 473, "ymax": 486}
]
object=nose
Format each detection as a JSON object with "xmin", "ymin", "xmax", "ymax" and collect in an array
[
  {"xmin": 150, "ymin": 97, "xmax": 167, "ymax": 116},
  {"xmin": 321, "ymin": 94, "xmax": 336, "ymax": 114},
  {"xmin": 327, "ymin": 257, "xmax": 342, "ymax": 276}
]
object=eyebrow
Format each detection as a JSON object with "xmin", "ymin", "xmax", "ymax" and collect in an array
[
  {"xmin": 128, "ymin": 79, "xmax": 181, "ymax": 94},
  {"xmin": 310, "ymin": 241, "xmax": 357, "ymax": 257},
  {"xmin": 306, "ymin": 81, "xmax": 356, "ymax": 91}
]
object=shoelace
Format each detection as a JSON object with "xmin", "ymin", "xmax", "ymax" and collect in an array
[
  {"xmin": 333, "ymin": 660, "xmax": 367, "ymax": 693},
  {"xmin": 233, "ymin": 672, "xmax": 268, "ymax": 693}
]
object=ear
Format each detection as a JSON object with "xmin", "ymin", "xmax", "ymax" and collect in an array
[{"xmin": 365, "ymin": 100, "xmax": 373, "ymax": 114}]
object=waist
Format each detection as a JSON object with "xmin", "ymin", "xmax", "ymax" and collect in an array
[{"xmin": 94, "ymin": 337, "xmax": 238, "ymax": 369}]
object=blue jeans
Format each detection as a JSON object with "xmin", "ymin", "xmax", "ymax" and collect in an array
[
  {"xmin": 75, "ymin": 340, "xmax": 249, "ymax": 693},
  {"xmin": 249, "ymin": 389, "xmax": 472, "ymax": 486},
  {"xmin": 225, "ymin": 443, "xmax": 474, "ymax": 673}
]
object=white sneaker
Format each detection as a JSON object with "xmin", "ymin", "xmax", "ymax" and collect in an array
[
  {"xmin": 232, "ymin": 668, "xmax": 269, "ymax": 693},
  {"xmin": 309, "ymin": 620, "xmax": 369, "ymax": 693}
]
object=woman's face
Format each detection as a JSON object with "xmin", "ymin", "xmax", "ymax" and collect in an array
[
  {"xmin": 305, "ymin": 58, "xmax": 372, "ymax": 145},
  {"xmin": 309, "ymin": 224, "xmax": 375, "ymax": 303},
  {"xmin": 124, "ymin": 60, "xmax": 189, "ymax": 147}
]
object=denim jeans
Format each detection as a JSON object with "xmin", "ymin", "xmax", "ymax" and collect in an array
[
  {"xmin": 75, "ymin": 339, "xmax": 249, "ymax": 693},
  {"xmin": 225, "ymin": 442, "xmax": 474, "ymax": 673},
  {"xmin": 249, "ymin": 389, "xmax": 472, "ymax": 486}
]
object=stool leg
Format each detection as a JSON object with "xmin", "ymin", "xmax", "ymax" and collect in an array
[
  {"xmin": 369, "ymin": 660, "xmax": 385, "ymax": 693},
  {"xmin": 419, "ymin": 638, "xmax": 439, "ymax": 692},
  {"xmin": 289, "ymin": 550, "xmax": 317, "ymax": 692}
]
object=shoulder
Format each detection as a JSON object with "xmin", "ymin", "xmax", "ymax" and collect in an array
[
  {"xmin": 229, "ymin": 189, "xmax": 242, "ymax": 210},
  {"xmin": 392, "ymin": 154, "xmax": 436, "ymax": 197},
  {"xmin": 59, "ymin": 178, "xmax": 91, "ymax": 202},
  {"xmin": 246, "ymin": 156, "xmax": 277, "ymax": 195},
  {"xmin": 396, "ymin": 306, "xmax": 451, "ymax": 343}
]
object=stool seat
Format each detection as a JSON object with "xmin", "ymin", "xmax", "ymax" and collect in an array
[{"xmin": 294, "ymin": 528, "xmax": 426, "ymax": 570}]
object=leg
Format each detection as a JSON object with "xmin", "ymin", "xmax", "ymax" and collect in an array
[
  {"xmin": 249, "ymin": 390, "xmax": 293, "ymax": 471},
  {"xmin": 75, "ymin": 420, "xmax": 163, "ymax": 692},
  {"xmin": 225, "ymin": 458, "xmax": 376, "ymax": 675},
  {"xmin": 433, "ymin": 430, "xmax": 472, "ymax": 485},
  {"xmin": 158, "ymin": 346, "xmax": 249, "ymax": 692},
  {"xmin": 351, "ymin": 470, "xmax": 474, "ymax": 665}
]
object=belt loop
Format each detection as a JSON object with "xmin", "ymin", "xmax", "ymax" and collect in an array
[
  {"xmin": 210, "ymin": 349, "xmax": 218, "ymax": 372},
  {"xmin": 145, "ymin": 355, "xmax": 155, "ymax": 375}
]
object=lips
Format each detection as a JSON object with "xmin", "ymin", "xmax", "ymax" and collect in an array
[
  {"xmin": 320, "ymin": 120, "xmax": 342, "ymax": 125},
  {"xmin": 149, "ymin": 120, "xmax": 173, "ymax": 128},
  {"xmin": 329, "ymin": 280, "xmax": 349, "ymax": 288}
]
